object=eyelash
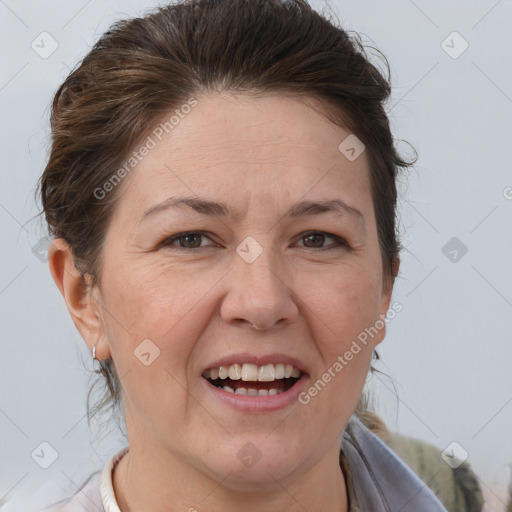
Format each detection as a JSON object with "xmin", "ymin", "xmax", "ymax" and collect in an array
[{"xmin": 159, "ymin": 230, "xmax": 350, "ymax": 251}]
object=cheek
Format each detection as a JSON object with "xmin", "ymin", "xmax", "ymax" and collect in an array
[
  {"xmin": 305, "ymin": 263, "xmax": 383, "ymax": 344},
  {"xmin": 97, "ymin": 266, "xmax": 209, "ymax": 427},
  {"xmin": 99, "ymin": 258, "xmax": 223, "ymax": 370},
  {"xmin": 104, "ymin": 256, "xmax": 183, "ymax": 324},
  {"xmin": 299, "ymin": 270, "xmax": 380, "ymax": 421},
  {"xmin": 298, "ymin": 265, "xmax": 383, "ymax": 411}
]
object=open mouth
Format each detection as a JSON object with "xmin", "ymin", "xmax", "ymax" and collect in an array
[{"xmin": 202, "ymin": 363, "xmax": 303, "ymax": 396}]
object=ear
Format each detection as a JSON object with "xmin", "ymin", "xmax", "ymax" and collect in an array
[
  {"xmin": 48, "ymin": 238, "xmax": 110, "ymax": 360},
  {"xmin": 373, "ymin": 255, "xmax": 400, "ymax": 347}
]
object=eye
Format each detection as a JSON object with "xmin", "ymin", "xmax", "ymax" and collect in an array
[
  {"xmin": 160, "ymin": 231, "xmax": 216, "ymax": 250},
  {"xmin": 159, "ymin": 230, "xmax": 349, "ymax": 251},
  {"xmin": 297, "ymin": 231, "xmax": 349, "ymax": 250}
]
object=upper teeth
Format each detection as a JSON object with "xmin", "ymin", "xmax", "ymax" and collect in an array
[{"xmin": 203, "ymin": 363, "xmax": 301, "ymax": 381}]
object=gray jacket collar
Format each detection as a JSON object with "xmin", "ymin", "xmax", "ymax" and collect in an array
[{"xmin": 341, "ymin": 415, "xmax": 448, "ymax": 511}]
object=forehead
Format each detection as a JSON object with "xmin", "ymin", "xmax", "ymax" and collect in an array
[
  {"xmin": 116, "ymin": 92, "xmax": 372, "ymax": 219},
  {"xmin": 160, "ymin": 92, "xmax": 360, "ymax": 162}
]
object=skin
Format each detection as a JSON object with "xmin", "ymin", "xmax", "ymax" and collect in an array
[{"xmin": 49, "ymin": 91, "xmax": 396, "ymax": 512}]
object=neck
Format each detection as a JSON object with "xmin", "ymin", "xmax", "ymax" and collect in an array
[{"xmin": 112, "ymin": 441, "xmax": 348, "ymax": 512}]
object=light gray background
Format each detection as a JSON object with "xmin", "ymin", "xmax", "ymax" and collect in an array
[{"xmin": 1, "ymin": 0, "xmax": 511, "ymax": 510}]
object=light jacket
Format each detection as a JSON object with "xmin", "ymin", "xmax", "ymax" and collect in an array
[{"xmin": 24, "ymin": 415, "xmax": 447, "ymax": 511}]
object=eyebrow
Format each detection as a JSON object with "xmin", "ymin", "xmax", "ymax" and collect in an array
[{"xmin": 140, "ymin": 196, "xmax": 365, "ymax": 224}]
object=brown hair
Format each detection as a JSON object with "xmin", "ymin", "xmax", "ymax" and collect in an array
[{"xmin": 37, "ymin": 0, "xmax": 415, "ymax": 428}]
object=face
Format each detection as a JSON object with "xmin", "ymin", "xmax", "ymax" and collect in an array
[{"xmin": 89, "ymin": 92, "xmax": 393, "ymax": 488}]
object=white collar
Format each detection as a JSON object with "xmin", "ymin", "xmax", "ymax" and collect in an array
[{"xmin": 99, "ymin": 445, "xmax": 128, "ymax": 512}]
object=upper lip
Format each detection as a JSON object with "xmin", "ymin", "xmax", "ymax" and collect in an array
[{"xmin": 203, "ymin": 353, "xmax": 308, "ymax": 375}]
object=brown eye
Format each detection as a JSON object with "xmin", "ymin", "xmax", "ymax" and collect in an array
[
  {"xmin": 161, "ymin": 231, "xmax": 215, "ymax": 250},
  {"xmin": 298, "ymin": 231, "xmax": 349, "ymax": 250},
  {"xmin": 303, "ymin": 233, "xmax": 326, "ymax": 248},
  {"xmin": 177, "ymin": 233, "xmax": 203, "ymax": 248}
]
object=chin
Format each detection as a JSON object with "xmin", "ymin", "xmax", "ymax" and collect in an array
[{"xmin": 197, "ymin": 437, "xmax": 307, "ymax": 491}]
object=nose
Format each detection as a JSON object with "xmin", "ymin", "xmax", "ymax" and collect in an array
[{"xmin": 220, "ymin": 244, "xmax": 299, "ymax": 331}]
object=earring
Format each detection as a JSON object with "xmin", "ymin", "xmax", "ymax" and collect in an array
[{"xmin": 92, "ymin": 344, "xmax": 97, "ymax": 361}]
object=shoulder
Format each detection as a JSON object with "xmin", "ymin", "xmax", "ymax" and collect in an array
[
  {"xmin": 8, "ymin": 446, "xmax": 130, "ymax": 512},
  {"xmin": 0, "ymin": 472, "xmax": 102, "ymax": 512},
  {"xmin": 341, "ymin": 415, "xmax": 449, "ymax": 512},
  {"xmin": 41, "ymin": 445, "xmax": 128, "ymax": 512},
  {"xmin": 42, "ymin": 472, "xmax": 102, "ymax": 512},
  {"xmin": 386, "ymin": 431, "xmax": 483, "ymax": 511}
]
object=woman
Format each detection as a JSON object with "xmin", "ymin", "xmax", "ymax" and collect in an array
[{"xmin": 37, "ymin": 0, "xmax": 447, "ymax": 510}]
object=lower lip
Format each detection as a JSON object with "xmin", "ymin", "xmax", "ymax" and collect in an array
[{"xmin": 200, "ymin": 374, "xmax": 309, "ymax": 413}]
